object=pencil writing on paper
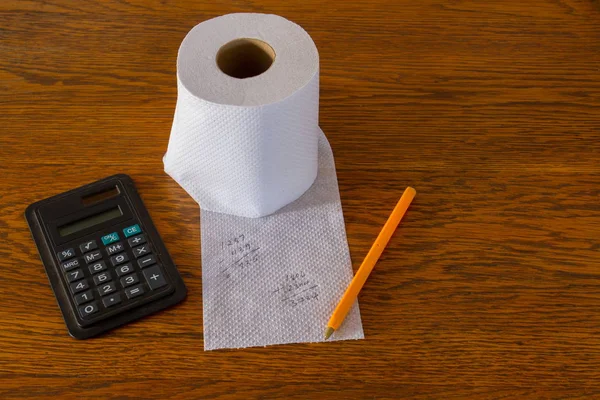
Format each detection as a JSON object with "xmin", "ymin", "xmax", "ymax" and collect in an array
[
  {"xmin": 217, "ymin": 233, "xmax": 260, "ymax": 278},
  {"xmin": 272, "ymin": 271, "xmax": 320, "ymax": 307}
]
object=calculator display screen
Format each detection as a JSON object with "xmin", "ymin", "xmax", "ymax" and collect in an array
[{"xmin": 58, "ymin": 206, "xmax": 123, "ymax": 237}]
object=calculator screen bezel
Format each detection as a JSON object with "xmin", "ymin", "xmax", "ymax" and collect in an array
[
  {"xmin": 35, "ymin": 180, "xmax": 134, "ymax": 247},
  {"xmin": 48, "ymin": 197, "xmax": 132, "ymax": 246}
]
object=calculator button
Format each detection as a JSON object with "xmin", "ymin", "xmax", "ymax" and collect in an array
[
  {"xmin": 70, "ymin": 279, "xmax": 89, "ymax": 294},
  {"xmin": 123, "ymin": 224, "xmax": 142, "ymax": 238},
  {"xmin": 93, "ymin": 271, "xmax": 112, "ymax": 285},
  {"xmin": 125, "ymin": 284, "xmax": 145, "ymax": 299},
  {"xmin": 143, "ymin": 265, "xmax": 168, "ymax": 290},
  {"xmin": 57, "ymin": 248, "xmax": 75, "ymax": 262},
  {"xmin": 74, "ymin": 290, "xmax": 94, "ymax": 305},
  {"xmin": 115, "ymin": 263, "xmax": 134, "ymax": 277},
  {"xmin": 61, "ymin": 258, "xmax": 81, "ymax": 272},
  {"xmin": 98, "ymin": 281, "xmax": 117, "ymax": 296},
  {"xmin": 120, "ymin": 273, "xmax": 139, "ymax": 287},
  {"xmin": 110, "ymin": 252, "xmax": 129, "ymax": 266},
  {"xmin": 79, "ymin": 240, "xmax": 98, "ymax": 253},
  {"xmin": 79, "ymin": 302, "xmax": 99, "ymax": 319},
  {"xmin": 105, "ymin": 242, "xmax": 124, "ymax": 256},
  {"xmin": 132, "ymin": 243, "xmax": 151, "ymax": 258},
  {"xmin": 102, "ymin": 292, "xmax": 122, "ymax": 308},
  {"xmin": 88, "ymin": 260, "xmax": 107, "ymax": 274},
  {"xmin": 84, "ymin": 250, "xmax": 102, "ymax": 264},
  {"xmin": 137, "ymin": 254, "xmax": 156, "ymax": 268},
  {"xmin": 127, "ymin": 234, "xmax": 146, "ymax": 247},
  {"xmin": 101, "ymin": 232, "xmax": 120, "ymax": 246},
  {"xmin": 66, "ymin": 269, "xmax": 84, "ymax": 282}
]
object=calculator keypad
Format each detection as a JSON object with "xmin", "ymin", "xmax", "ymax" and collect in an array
[{"xmin": 56, "ymin": 223, "xmax": 172, "ymax": 324}]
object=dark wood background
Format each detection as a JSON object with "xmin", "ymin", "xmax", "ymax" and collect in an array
[{"xmin": 1, "ymin": 0, "xmax": 599, "ymax": 398}]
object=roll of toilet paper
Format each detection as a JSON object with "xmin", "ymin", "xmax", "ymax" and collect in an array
[
  {"xmin": 164, "ymin": 13, "xmax": 364, "ymax": 350},
  {"xmin": 164, "ymin": 13, "xmax": 320, "ymax": 218}
]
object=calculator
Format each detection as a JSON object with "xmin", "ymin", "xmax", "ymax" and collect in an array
[{"xmin": 26, "ymin": 174, "xmax": 187, "ymax": 339}]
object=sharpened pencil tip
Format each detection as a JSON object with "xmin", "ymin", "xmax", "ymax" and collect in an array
[{"xmin": 324, "ymin": 327, "xmax": 334, "ymax": 340}]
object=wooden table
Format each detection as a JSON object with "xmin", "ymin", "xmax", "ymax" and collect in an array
[{"xmin": 1, "ymin": 1, "xmax": 599, "ymax": 398}]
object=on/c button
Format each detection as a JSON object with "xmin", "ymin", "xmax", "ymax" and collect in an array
[{"xmin": 123, "ymin": 224, "xmax": 141, "ymax": 238}]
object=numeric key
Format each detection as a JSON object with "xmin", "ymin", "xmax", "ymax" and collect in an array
[
  {"xmin": 120, "ymin": 273, "xmax": 139, "ymax": 287},
  {"xmin": 79, "ymin": 302, "xmax": 99, "ymax": 319},
  {"xmin": 98, "ymin": 282, "xmax": 116, "ymax": 296},
  {"xmin": 93, "ymin": 271, "xmax": 112, "ymax": 285},
  {"xmin": 70, "ymin": 279, "xmax": 89, "ymax": 294},
  {"xmin": 115, "ymin": 263, "xmax": 134, "ymax": 276},
  {"xmin": 88, "ymin": 260, "xmax": 107, "ymax": 274},
  {"xmin": 74, "ymin": 290, "xmax": 93, "ymax": 305},
  {"xmin": 110, "ymin": 252, "xmax": 129, "ymax": 266},
  {"xmin": 66, "ymin": 269, "xmax": 84, "ymax": 282}
]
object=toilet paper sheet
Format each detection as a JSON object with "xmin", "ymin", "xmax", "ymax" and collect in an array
[{"xmin": 201, "ymin": 133, "xmax": 364, "ymax": 350}]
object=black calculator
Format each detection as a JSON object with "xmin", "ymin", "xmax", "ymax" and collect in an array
[{"xmin": 26, "ymin": 174, "xmax": 187, "ymax": 339}]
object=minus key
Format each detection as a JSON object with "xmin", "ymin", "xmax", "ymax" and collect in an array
[{"xmin": 137, "ymin": 254, "xmax": 156, "ymax": 268}]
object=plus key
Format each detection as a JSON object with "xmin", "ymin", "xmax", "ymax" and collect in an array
[{"xmin": 142, "ymin": 265, "xmax": 167, "ymax": 290}]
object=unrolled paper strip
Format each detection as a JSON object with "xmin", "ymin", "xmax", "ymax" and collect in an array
[{"xmin": 164, "ymin": 13, "xmax": 364, "ymax": 350}]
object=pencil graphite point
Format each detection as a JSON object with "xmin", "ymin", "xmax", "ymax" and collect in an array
[{"xmin": 324, "ymin": 327, "xmax": 334, "ymax": 340}]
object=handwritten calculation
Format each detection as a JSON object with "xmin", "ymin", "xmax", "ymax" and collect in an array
[
  {"xmin": 272, "ymin": 271, "xmax": 320, "ymax": 307},
  {"xmin": 218, "ymin": 234, "xmax": 260, "ymax": 278}
]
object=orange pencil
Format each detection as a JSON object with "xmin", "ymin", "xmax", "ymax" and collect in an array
[{"xmin": 325, "ymin": 187, "xmax": 416, "ymax": 339}]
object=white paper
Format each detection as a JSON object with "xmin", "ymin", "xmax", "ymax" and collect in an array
[{"xmin": 164, "ymin": 13, "xmax": 364, "ymax": 350}]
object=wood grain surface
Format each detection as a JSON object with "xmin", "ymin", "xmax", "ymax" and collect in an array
[{"xmin": 1, "ymin": 0, "xmax": 600, "ymax": 398}]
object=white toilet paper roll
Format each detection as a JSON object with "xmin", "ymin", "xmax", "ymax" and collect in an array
[{"xmin": 164, "ymin": 13, "xmax": 320, "ymax": 218}]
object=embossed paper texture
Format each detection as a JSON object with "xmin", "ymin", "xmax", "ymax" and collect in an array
[{"xmin": 201, "ymin": 134, "xmax": 364, "ymax": 350}]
